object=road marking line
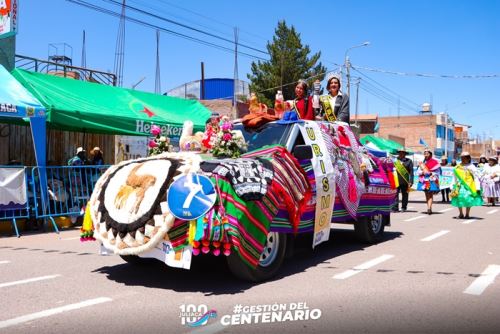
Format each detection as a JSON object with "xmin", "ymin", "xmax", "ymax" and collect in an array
[
  {"xmin": 421, "ymin": 230, "xmax": 450, "ymax": 242},
  {"xmin": 404, "ymin": 215, "xmax": 426, "ymax": 222},
  {"xmin": 333, "ymin": 254, "xmax": 394, "ymax": 280},
  {"xmin": 487, "ymin": 209, "xmax": 498, "ymax": 215},
  {"xmin": 0, "ymin": 297, "xmax": 112, "ymax": 329},
  {"xmin": 463, "ymin": 265, "xmax": 500, "ymax": 296},
  {"xmin": 462, "ymin": 219, "xmax": 477, "ymax": 225},
  {"xmin": 438, "ymin": 208, "xmax": 454, "ymax": 213},
  {"xmin": 62, "ymin": 237, "xmax": 80, "ymax": 241},
  {"xmin": 407, "ymin": 206, "xmax": 414, "ymax": 209},
  {"xmin": 0, "ymin": 261, "xmax": 10, "ymax": 265},
  {"xmin": 0, "ymin": 275, "xmax": 61, "ymax": 289}
]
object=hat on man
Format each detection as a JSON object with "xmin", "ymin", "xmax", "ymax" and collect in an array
[
  {"xmin": 488, "ymin": 156, "xmax": 498, "ymax": 161},
  {"xmin": 441, "ymin": 155, "xmax": 448, "ymax": 160},
  {"xmin": 76, "ymin": 147, "xmax": 85, "ymax": 154},
  {"xmin": 397, "ymin": 147, "xmax": 409, "ymax": 154},
  {"xmin": 460, "ymin": 151, "xmax": 470, "ymax": 157},
  {"xmin": 91, "ymin": 146, "xmax": 102, "ymax": 155}
]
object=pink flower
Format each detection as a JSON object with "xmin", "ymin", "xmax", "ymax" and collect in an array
[
  {"xmin": 148, "ymin": 140, "xmax": 158, "ymax": 148},
  {"xmin": 221, "ymin": 122, "xmax": 232, "ymax": 131},
  {"xmin": 151, "ymin": 125, "xmax": 161, "ymax": 136},
  {"xmin": 223, "ymin": 133, "xmax": 232, "ymax": 141}
]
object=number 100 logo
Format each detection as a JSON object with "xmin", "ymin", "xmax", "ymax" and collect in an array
[{"xmin": 179, "ymin": 304, "xmax": 209, "ymax": 326}]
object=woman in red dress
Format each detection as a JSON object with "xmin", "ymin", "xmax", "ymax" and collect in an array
[{"xmin": 290, "ymin": 80, "xmax": 314, "ymax": 120}]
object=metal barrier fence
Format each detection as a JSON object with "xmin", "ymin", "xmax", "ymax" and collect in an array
[
  {"xmin": 30, "ymin": 166, "xmax": 110, "ymax": 233},
  {"xmin": 0, "ymin": 166, "xmax": 30, "ymax": 237},
  {"xmin": 1, "ymin": 165, "xmax": 109, "ymax": 237}
]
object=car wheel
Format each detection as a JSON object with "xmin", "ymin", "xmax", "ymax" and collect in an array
[
  {"xmin": 354, "ymin": 214, "xmax": 386, "ymax": 244},
  {"xmin": 226, "ymin": 232, "xmax": 288, "ymax": 282}
]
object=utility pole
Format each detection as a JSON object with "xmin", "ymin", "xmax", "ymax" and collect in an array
[
  {"xmin": 444, "ymin": 112, "xmax": 448, "ymax": 158},
  {"xmin": 355, "ymin": 78, "xmax": 360, "ymax": 126},
  {"xmin": 233, "ymin": 27, "xmax": 239, "ymax": 111},
  {"xmin": 155, "ymin": 30, "xmax": 161, "ymax": 94},
  {"xmin": 200, "ymin": 62, "xmax": 205, "ymax": 100},
  {"xmin": 346, "ymin": 56, "xmax": 351, "ymax": 98}
]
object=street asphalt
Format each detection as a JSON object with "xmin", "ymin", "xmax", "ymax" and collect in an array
[{"xmin": 0, "ymin": 192, "xmax": 499, "ymax": 333}]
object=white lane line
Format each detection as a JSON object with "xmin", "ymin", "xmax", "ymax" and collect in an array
[
  {"xmin": 62, "ymin": 237, "xmax": 80, "ymax": 241},
  {"xmin": 404, "ymin": 215, "xmax": 426, "ymax": 222},
  {"xmin": 0, "ymin": 275, "xmax": 61, "ymax": 288},
  {"xmin": 463, "ymin": 265, "xmax": 500, "ymax": 296},
  {"xmin": 487, "ymin": 209, "xmax": 498, "ymax": 215},
  {"xmin": 407, "ymin": 206, "xmax": 414, "ymax": 209},
  {"xmin": 438, "ymin": 208, "xmax": 454, "ymax": 213},
  {"xmin": 0, "ymin": 261, "xmax": 10, "ymax": 265},
  {"xmin": 0, "ymin": 297, "xmax": 112, "ymax": 329},
  {"xmin": 333, "ymin": 254, "xmax": 394, "ymax": 280},
  {"xmin": 462, "ymin": 219, "xmax": 477, "ymax": 225},
  {"xmin": 421, "ymin": 230, "xmax": 450, "ymax": 242}
]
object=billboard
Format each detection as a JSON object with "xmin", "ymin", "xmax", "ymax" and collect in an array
[{"xmin": 0, "ymin": 0, "xmax": 17, "ymax": 38}]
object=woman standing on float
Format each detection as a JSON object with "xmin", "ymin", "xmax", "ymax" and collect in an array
[
  {"xmin": 451, "ymin": 152, "xmax": 483, "ymax": 218},
  {"xmin": 289, "ymin": 80, "xmax": 314, "ymax": 120},
  {"xmin": 416, "ymin": 149, "xmax": 441, "ymax": 214},
  {"xmin": 316, "ymin": 75, "xmax": 350, "ymax": 123}
]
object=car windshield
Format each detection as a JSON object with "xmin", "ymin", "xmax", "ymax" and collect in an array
[{"xmin": 234, "ymin": 122, "xmax": 294, "ymax": 152}]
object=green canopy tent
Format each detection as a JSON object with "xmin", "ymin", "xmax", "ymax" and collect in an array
[
  {"xmin": 9, "ymin": 69, "xmax": 211, "ymax": 138},
  {"xmin": 360, "ymin": 135, "xmax": 413, "ymax": 155}
]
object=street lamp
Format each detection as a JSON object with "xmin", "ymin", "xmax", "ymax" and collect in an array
[
  {"xmin": 131, "ymin": 76, "xmax": 146, "ymax": 90},
  {"xmin": 344, "ymin": 41, "xmax": 370, "ymax": 98}
]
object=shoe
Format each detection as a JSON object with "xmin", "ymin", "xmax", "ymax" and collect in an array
[
  {"xmin": 401, "ymin": 208, "xmax": 407, "ymax": 212},
  {"xmin": 427, "ymin": 209, "xmax": 433, "ymax": 215},
  {"xmin": 464, "ymin": 215, "xmax": 470, "ymax": 219},
  {"xmin": 392, "ymin": 209, "xmax": 400, "ymax": 213},
  {"xmin": 458, "ymin": 214, "xmax": 464, "ymax": 219}
]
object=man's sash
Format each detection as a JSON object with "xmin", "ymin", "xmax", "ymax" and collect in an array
[
  {"xmin": 394, "ymin": 159, "xmax": 410, "ymax": 185},
  {"xmin": 299, "ymin": 122, "xmax": 336, "ymax": 248},
  {"xmin": 320, "ymin": 96, "xmax": 336, "ymax": 122}
]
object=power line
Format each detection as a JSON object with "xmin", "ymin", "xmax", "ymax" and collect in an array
[
  {"xmin": 101, "ymin": 0, "xmax": 269, "ymax": 55},
  {"xmin": 148, "ymin": 0, "xmax": 270, "ymax": 44},
  {"xmin": 130, "ymin": 0, "xmax": 268, "ymax": 47},
  {"xmin": 354, "ymin": 64, "xmax": 500, "ymax": 79},
  {"xmin": 67, "ymin": 0, "xmax": 268, "ymax": 61}
]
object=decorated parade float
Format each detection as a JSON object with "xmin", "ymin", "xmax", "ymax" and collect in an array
[{"xmin": 83, "ymin": 103, "xmax": 397, "ymax": 282}]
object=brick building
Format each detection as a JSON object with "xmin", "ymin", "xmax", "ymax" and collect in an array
[{"xmin": 377, "ymin": 113, "xmax": 456, "ymax": 158}]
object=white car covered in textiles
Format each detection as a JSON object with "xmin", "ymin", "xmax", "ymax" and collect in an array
[{"xmin": 88, "ymin": 119, "xmax": 397, "ymax": 282}]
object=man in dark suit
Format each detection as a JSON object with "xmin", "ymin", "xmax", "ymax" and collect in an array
[{"xmin": 393, "ymin": 148, "xmax": 414, "ymax": 212}]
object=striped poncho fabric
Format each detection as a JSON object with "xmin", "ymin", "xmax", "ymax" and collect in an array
[{"xmin": 244, "ymin": 145, "xmax": 312, "ymax": 232}]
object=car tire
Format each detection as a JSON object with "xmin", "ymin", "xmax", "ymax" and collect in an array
[
  {"xmin": 226, "ymin": 231, "xmax": 288, "ymax": 282},
  {"xmin": 354, "ymin": 214, "xmax": 387, "ymax": 244}
]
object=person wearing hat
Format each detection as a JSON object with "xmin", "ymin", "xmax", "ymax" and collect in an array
[
  {"xmin": 68, "ymin": 147, "xmax": 87, "ymax": 166},
  {"xmin": 393, "ymin": 148, "xmax": 414, "ymax": 212},
  {"xmin": 416, "ymin": 149, "xmax": 441, "ymax": 214},
  {"xmin": 450, "ymin": 152, "xmax": 483, "ymax": 219},
  {"xmin": 316, "ymin": 75, "xmax": 350, "ymax": 123},
  {"xmin": 481, "ymin": 156, "xmax": 500, "ymax": 206},
  {"xmin": 90, "ymin": 147, "xmax": 104, "ymax": 166},
  {"xmin": 440, "ymin": 156, "xmax": 451, "ymax": 203}
]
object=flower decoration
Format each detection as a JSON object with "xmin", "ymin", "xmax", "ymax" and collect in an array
[
  {"xmin": 209, "ymin": 120, "xmax": 248, "ymax": 158},
  {"xmin": 148, "ymin": 124, "xmax": 171, "ymax": 156}
]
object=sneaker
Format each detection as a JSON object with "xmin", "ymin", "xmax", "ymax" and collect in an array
[{"xmin": 401, "ymin": 208, "xmax": 407, "ymax": 212}]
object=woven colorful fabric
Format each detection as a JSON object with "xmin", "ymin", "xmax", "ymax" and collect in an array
[
  {"xmin": 211, "ymin": 176, "xmax": 279, "ymax": 268},
  {"xmin": 244, "ymin": 145, "xmax": 311, "ymax": 231}
]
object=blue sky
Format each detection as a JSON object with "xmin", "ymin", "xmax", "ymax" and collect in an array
[{"xmin": 15, "ymin": 0, "xmax": 500, "ymax": 138}]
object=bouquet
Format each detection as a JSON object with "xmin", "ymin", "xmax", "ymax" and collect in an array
[
  {"xmin": 210, "ymin": 120, "xmax": 248, "ymax": 158},
  {"xmin": 148, "ymin": 124, "xmax": 171, "ymax": 156}
]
